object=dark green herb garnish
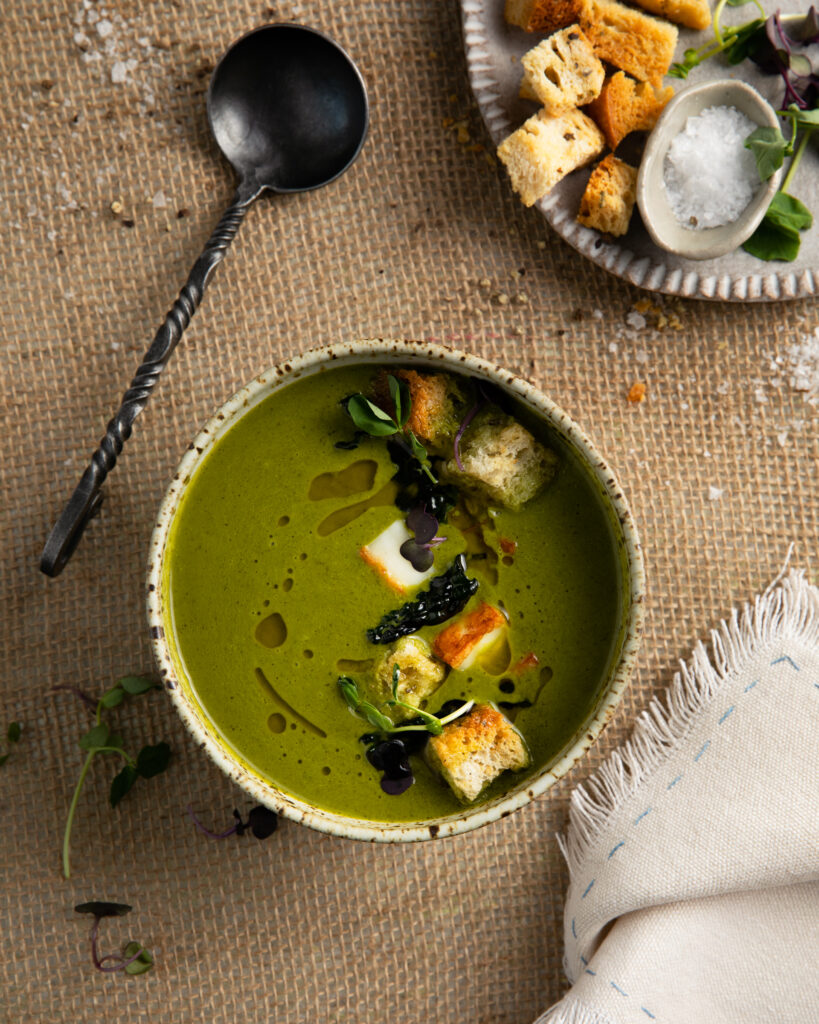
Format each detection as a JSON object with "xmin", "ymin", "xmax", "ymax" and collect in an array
[
  {"xmin": 387, "ymin": 439, "xmax": 458, "ymax": 522},
  {"xmin": 75, "ymin": 902, "xmax": 153, "ymax": 975},
  {"xmin": 186, "ymin": 804, "xmax": 279, "ymax": 840},
  {"xmin": 0, "ymin": 721, "xmax": 21, "ymax": 767},
  {"xmin": 58, "ymin": 675, "xmax": 171, "ymax": 879},
  {"xmin": 343, "ymin": 375, "xmax": 437, "ymax": 481},
  {"xmin": 339, "ymin": 672, "xmax": 473, "ymax": 737},
  {"xmin": 366, "ymin": 554, "xmax": 479, "ymax": 644}
]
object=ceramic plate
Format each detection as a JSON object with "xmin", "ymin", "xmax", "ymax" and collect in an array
[{"xmin": 461, "ymin": 0, "xmax": 818, "ymax": 300}]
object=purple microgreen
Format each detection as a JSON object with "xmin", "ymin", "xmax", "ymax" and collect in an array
[
  {"xmin": 453, "ymin": 393, "xmax": 485, "ymax": 471},
  {"xmin": 75, "ymin": 903, "xmax": 153, "ymax": 976},
  {"xmin": 406, "ymin": 505, "xmax": 439, "ymax": 544},
  {"xmin": 51, "ymin": 684, "xmax": 98, "ymax": 711},
  {"xmin": 786, "ymin": 6, "xmax": 819, "ymax": 43},
  {"xmin": 186, "ymin": 804, "xmax": 279, "ymax": 840},
  {"xmin": 399, "ymin": 538, "xmax": 435, "ymax": 572},
  {"xmin": 381, "ymin": 775, "xmax": 414, "ymax": 795},
  {"xmin": 62, "ymin": 675, "xmax": 171, "ymax": 878}
]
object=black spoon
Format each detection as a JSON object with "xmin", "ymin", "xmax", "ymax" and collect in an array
[{"xmin": 41, "ymin": 23, "xmax": 368, "ymax": 577}]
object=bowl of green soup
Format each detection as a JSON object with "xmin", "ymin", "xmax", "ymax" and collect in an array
[{"xmin": 148, "ymin": 340, "xmax": 644, "ymax": 841}]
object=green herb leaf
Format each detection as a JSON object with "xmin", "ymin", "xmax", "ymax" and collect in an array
[
  {"xmin": 0, "ymin": 754, "xmax": 9, "ymax": 767},
  {"xmin": 123, "ymin": 942, "xmax": 154, "ymax": 975},
  {"xmin": 119, "ymin": 675, "xmax": 157, "ymax": 696},
  {"xmin": 346, "ymin": 395, "xmax": 399, "ymax": 437},
  {"xmin": 337, "ymin": 676, "xmax": 395, "ymax": 732},
  {"xmin": 742, "ymin": 216, "xmax": 801, "ymax": 261},
  {"xmin": 79, "ymin": 723, "xmax": 110, "ymax": 750},
  {"xmin": 744, "ymin": 126, "xmax": 788, "ymax": 180},
  {"xmin": 100, "ymin": 687, "xmax": 125, "ymax": 709},
  {"xmin": 7, "ymin": 722, "xmax": 21, "ymax": 743},
  {"xmin": 724, "ymin": 20, "xmax": 766, "ymax": 65},
  {"xmin": 388, "ymin": 375, "xmax": 412, "ymax": 429},
  {"xmin": 135, "ymin": 741, "xmax": 171, "ymax": 779},
  {"xmin": 110, "ymin": 764, "xmax": 138, "ymax": 807},
  {"xmin": 765, "ymin": 191, "xmax": 813, "ymax": 232}
]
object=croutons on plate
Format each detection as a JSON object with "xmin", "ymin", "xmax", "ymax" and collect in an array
[
  {"xmin": 426, "ymin": 703, "xmax": 530, "ymax": 802},
  {"xmin": 505, "ymin": 0, "xmax": 584, "ymax": 34},
  {"xmin": 441, "ymin": 410, "xmax": 558, "ymax": 510},
  {"xmin": 519, "ymin": 27, "xmax": 604, "ymax": 112},
  {"xmin": 585, "ymin": 72, "xmax": 674, "ymax": 150},
  {"xmin": 497, "ymin": 107, "xmax": 605, "ymax": 207},
  {"xmin": 579, "ymin": 0, "xmax": 678, "ymax": 85},
  {"xmin": 369, "ymin": 636, "xmax": 447, "ymax": 721},
  {"xmin": 577, "ymin": 155, "xmax": 638, "ymax": 237}
]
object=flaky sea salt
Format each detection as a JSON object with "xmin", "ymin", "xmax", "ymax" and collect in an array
[
  {"xmin": 784, "ymin": 327, "xmax": 819, "ymax": 403},
  {"xmin": 663, "ymin": 106, "xmax": 759, "ymax": 229}
]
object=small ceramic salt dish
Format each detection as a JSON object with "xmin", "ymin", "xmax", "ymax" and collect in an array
[{"xmin": 636, "ymin": 79, "xmax": 783, "ymax": 261}]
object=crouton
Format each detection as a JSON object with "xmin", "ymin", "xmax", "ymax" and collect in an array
[
  {"xmin": 497, "ymin": 108, "xmax": 605, "ymax": 207},
  {"xmin": 577, "ymin": 155, "xmax": 638, "ymax": 237},
  {"xmin": 505, "ymin": 0, "xmax": 584, "ymax": 34},
  {"xmin": 441, "ymin": 409, "xmax": 559, "ymax": 509},
  {"xmin": 370, "ymin": 636, "xmax": 447, "ymax": 720},
  {"xmin": 585, "ymin": 72, "xmax": 674, "ymax": 149},
  {"xmin": 360, "ymin": 519, "xmax": 436, "ymax": 594},
  {"xmin": 433, "ymin": 602, "xmax": 507, "ymax": 669},
  {"xmin": 630, "ymin": 0, "xmax": 711, "ymax": 30},
  {"xmin": 373, "ymin": 369, "xmax": 462, "ymax": 450},
  {"xmin": 578, "ymin": 0, "xmax": 678, "ymax": 85},
  {"xmin": 426, "ymin": 703, "xmax": 530, "ymax": 802},
  {"xmin": 519, "ymin": 27, "xmax": 605, "ymax": 113}
]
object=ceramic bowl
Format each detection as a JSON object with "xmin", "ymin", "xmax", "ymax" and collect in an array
[
  {"xmin": 636, "ymin": 79, "xmax": 783, "ymax": 261},
  {"xmin": 147, "ymin": 340, "xmax": 645, "ymax": 842}
]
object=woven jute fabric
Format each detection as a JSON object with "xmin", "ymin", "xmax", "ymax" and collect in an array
[{"xmin": 1, "ymin": 1, "xmax": 817, "ymax": 1022}]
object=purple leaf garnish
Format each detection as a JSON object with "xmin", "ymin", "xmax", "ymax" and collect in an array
[
  {"xmin": 75, "ymin": 903, "xmax": 152, "ymax": 974},
  {"xmin": 400, "ymin": 505, "xmax": 445, "ymax": 571},
  {"xmin": 406, "ymin": 505, "xmax": 439, "ymax": 544},
  {"xmin": 400, "ymin": 538, "xmax": 435, "ymax": 572},
  {"xmin": 380, "ymin": 775, "xmax": 414, "ymax": 795},
  {"xmin": 186, "ymin": 804, "xmax": 278, "ymax": 840}
]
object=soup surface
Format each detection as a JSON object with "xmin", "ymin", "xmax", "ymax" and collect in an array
[{"xmin": 163, "ymin": 363, "xmax": 624, "ymax": 821}]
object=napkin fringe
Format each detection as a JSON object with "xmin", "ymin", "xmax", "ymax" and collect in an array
[{"xmin": 559, "ymin": 568, "xmax": 818, "ymax": 876}]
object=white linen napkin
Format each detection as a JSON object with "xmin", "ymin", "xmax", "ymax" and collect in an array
[{"xmin": 537, "ymin": 569, "xmax": 819, "ymax": 1024}]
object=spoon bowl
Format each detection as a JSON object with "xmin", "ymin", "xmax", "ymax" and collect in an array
[{"xmin": 208, "ymin": 24, "xmax": 369, "ymax": 195}]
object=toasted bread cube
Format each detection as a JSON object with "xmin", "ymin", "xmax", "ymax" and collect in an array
[
  {"xmin": 497, "ymin": 107, "xmax": 605, "ymax": 207},
  {"xmin": 441, "ymin": 410, "xmax": 558, "ymax": 509},
  {"xmin": 373, "ymin": 369, "xmax": 462, "ymax": 450},
  {"xmin": 426, "ymin": 703, "xmax": 530, "ymax": 802},
  {"xmin": 520, "ymin": 27, "xmax": 605, "ymax": 113},
  {"xmin": 579, "ymin": 0, "xmax": 678, "ymax": 85},
  {"xmin": 505, "ymin": 0, "xmax": 584, "ymax": 33},
  {"xmin": 586, "ymin": 72, "xmax": 673, "ymax": 149},
  {"xmin": 370, "ymin": 636, "xmax": 447, "ymax": 720},
  {"xmin": 577, "ymin": 155, "xmax": 638, "ymax": 237},
  {"xmin": 360, "ymin": 519, "xmax": 435, "ymax": 594},
  {"xmin": 630, "ymin": 0, "xmax": 711, "ymax": 30},
  {"xmin": 433, "ymin": 602, "xmax": 507, "ymax": 669}
]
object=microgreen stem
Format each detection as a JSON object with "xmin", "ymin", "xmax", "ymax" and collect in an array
[
  {"xmin": 781, "ymin": 128, "xmax": 814, "ymax": 193},
  {"xmin": 392, "ymin": 700, "xmax": 475, "ymax": 733},
  {"xmin": 63, "ymin": 750, "xmax": 95, "ymax": 879},
  {"xmin": 89, "ymin": 918, "xmax": 147, "ymax": 972}
]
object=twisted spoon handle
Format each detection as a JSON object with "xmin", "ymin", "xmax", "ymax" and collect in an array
[{"xmin": 41, "ymin": 189, "xmax": 251, "ymax": 577}]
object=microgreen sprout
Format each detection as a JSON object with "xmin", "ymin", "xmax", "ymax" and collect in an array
[
  {"xmin": 338, "ymin": 673, "xmax": 473, "ymax": 738},
  {"xmin": 0, "ymin": 721, "xmax": 21, "ymax": 767},
  {"xmin": 186, "ymin": 804, "xmax": 279, "ymax": 840},
  {"xmin": 343, "ymin": 375, "xmax": 437, "ymax": 482},
  {"xmin": 74, "ymin": 902, "xmax": 154, "ymax": 976},
  {"xmin": 58, "ymin": 675, "xmax": 171, "ymax": 879}
]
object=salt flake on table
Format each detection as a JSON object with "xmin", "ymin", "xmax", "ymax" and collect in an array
[{"xmin": 708, "ymin": 486, "xmax": 724, "ymax": 501}]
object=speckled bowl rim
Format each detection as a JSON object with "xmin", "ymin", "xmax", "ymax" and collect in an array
[{"xmin": 147, "ymin": 340, "xmax": 645, "ymax": 842}]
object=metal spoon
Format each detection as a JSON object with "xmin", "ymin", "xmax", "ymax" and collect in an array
[{"xmin": 41, "ymin": 23, "xmax": 368, "ymax": 577}]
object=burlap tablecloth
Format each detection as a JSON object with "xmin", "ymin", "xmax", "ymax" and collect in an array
[{"xmin": 2, "ymin": 2, "xmax": 817, "ymax": 1022}]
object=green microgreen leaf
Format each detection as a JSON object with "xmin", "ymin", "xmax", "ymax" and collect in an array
[
  {"xmin": 7, "ymin": 722, "xmax": 21, "ymax": 743},
  {"xmin": 388, "ymin": 375, "xmax": 412, "ymax": 429},
  {"xmin": 765, "ymin": 191, "xmax": 813, "ymax": 232},
  {"xmin": 337, "ymin": 676, "xmax": 395, "ymax": 732},
  {"xmin": 123, "ymin": 942, "xmax": 154, "ymax": 975},
  {"xmin": 100, "ymin": 687, "xmax": 125, "ymax": 709},
  {"xmin": 744, "ymin": 125, "xmax": 789, "ymax": 180},
  {"xmin": 119, "ymin": 675, "xmax": 157, "ymax": 696},
  {"xmin": 742, "ymin": 216, "xmax": 801, "ymax": 261},
  {"xmin": 79, "ymin": 723, "xmax": 110, "ymax": 750},
  {"xmin": 110, "ymin": 764, "xmax": 139, "ymax": 807},
  {"xmin": 0, "ymin": 754, "xmax": 9, "ymax": 767},
  {"xmin": 345, "ymin": 395, "xmax": 400, "ymax": 436},
  {"xmin": 135, "ymin": 742, "xmax": 171, "ymax": 779}
]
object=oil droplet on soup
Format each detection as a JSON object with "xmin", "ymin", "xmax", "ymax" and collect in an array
[
  {"xmin": 268, "ymin": 713, "xmax": 287, "ymax": 734},
  {"xmin": 308, "ymin": 459, "xmax": 378, "ymax": 500},
  {"xmin": 256, "ymin": 612, "xmax": 287, "ymax": 648}
]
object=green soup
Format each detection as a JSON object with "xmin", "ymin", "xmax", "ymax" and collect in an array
[{"xmin": 163, "ymin": 364, "xmax": 624, "ymax": 821}]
